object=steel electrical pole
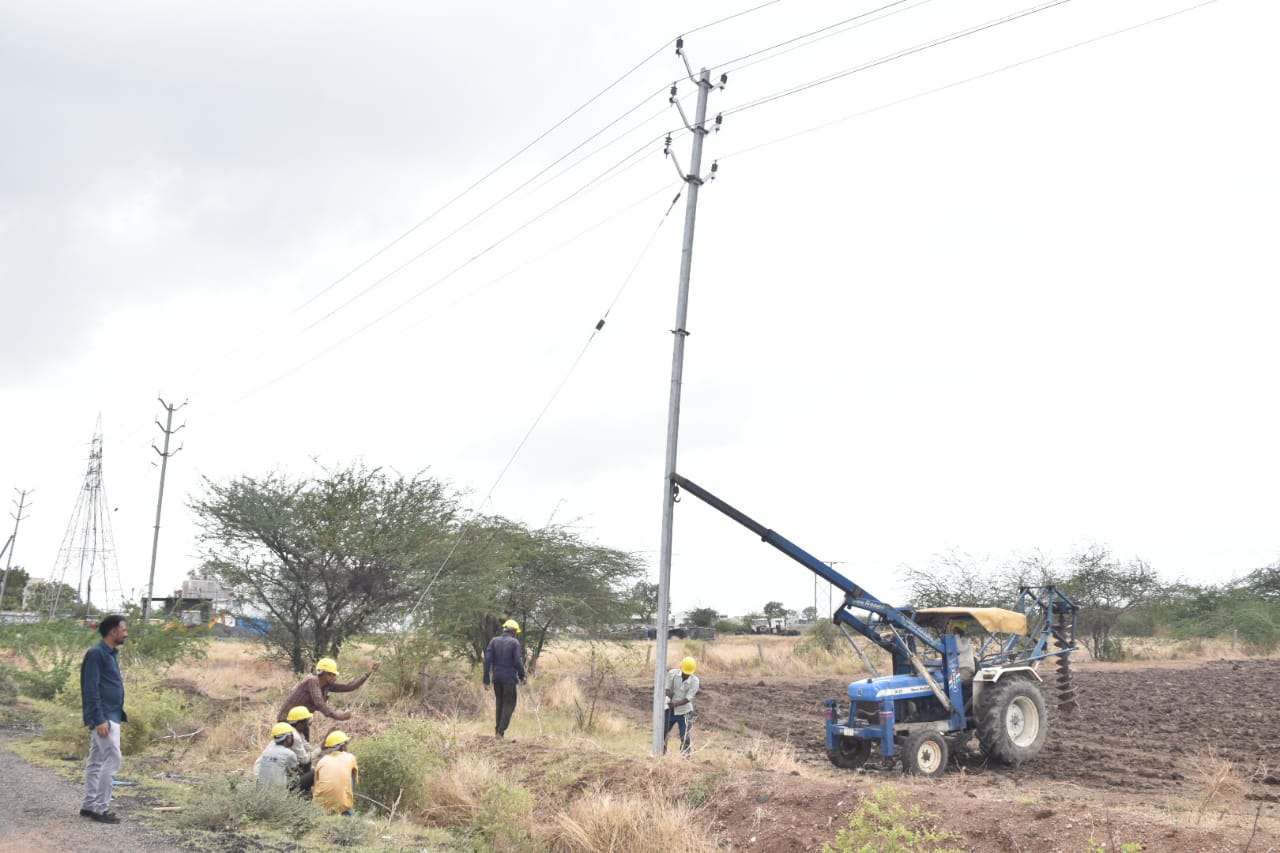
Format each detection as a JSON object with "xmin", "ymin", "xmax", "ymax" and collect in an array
[
  {"xmin": 653, "ymin": 41, "xmax": 725, "ymax": 757},
  {"xmin": 141, "ymin": 397, "xmax": 185, "ymax": 627},
  {"xmin": 0, "ymin": 488, "xmax": 32, "ymax": 609}
]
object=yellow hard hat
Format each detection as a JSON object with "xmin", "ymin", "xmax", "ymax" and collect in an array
[
  {"xmin": 270, "ymin": 722, "xmax": 296, "ymax": 741},
  {"xmin": 286, "ymin": 706, "xmax": 314, "ymax": 722},
  {"xmin": 314, "ymin": 657, "xmax": 339, "ymax": 675},
  {"xmin": 502, "ymin": 619, "xmax": 521, "ymax": 634},
  {"xmin": 681, "ymin": 657, "xmax": 697, "ymax": 675},
  {"xmin": 324, "ymin": 730, "xmax": 351, "ymax": 749}
]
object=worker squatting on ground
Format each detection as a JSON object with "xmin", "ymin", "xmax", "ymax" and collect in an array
[
  {"xmin": 275, "ymin": 657, "xmax": 379, "ymax": 723},
  {"xmin": 79, "ymin": 614, "xmax": 129, "ymax": 824},
  {"xmin": 664, "ymin": 656, "xmax": 700, "ymax": 756},
  {"xmin": 482, "ymin": 619, "xmax": 527, "ymax": 738},
  {"xmin": 255, "ymin": 722, "xmax": 300, "ymax": 787},
  {"xmin": 313, "ymin": 731, "xmax": 359, "ymax": 815},
  {"xmin": 285, "ymin": 705, "xmax": 322, "ymax": 794}
]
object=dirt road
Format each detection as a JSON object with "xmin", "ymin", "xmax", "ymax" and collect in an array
[{"xmin": 0, "ymin": 730, "xmax": 193, "ymax": 853}]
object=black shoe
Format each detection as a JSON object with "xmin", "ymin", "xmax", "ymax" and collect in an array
[
  {"xmin": 79, "ymin": 808, "xmax": 95, "ymax": 818},
  {"xmin": 89, "ymin": 809, "xmax": 120, "ymax": 823}
]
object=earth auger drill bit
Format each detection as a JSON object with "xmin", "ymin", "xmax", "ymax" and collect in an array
[{"xmin": 1051, "ymin": 613, "xmax": 1078, "ymax": 713}]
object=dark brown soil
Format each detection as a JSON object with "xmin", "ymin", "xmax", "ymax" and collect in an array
[{"xmin": 617, "ymin": 658, "xmax": 1280, "ymax": 851}]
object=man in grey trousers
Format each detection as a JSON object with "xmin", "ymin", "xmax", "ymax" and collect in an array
[{"xmin": 79, "ymin": 614, "xmax": 128, "ymax": 823}]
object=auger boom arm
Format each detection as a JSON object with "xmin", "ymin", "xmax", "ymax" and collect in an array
[{"xmin": 670, "ymin": 472, "xmax": 1080, "ymax": 777}]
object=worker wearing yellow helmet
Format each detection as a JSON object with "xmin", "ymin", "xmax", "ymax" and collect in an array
[
  {"xmin": 254, "ymin": 722, "xmax": 299, "ymax": 788},
  {"xmin": 664, "ymin": 657, "xmax": 700, "ymax": 756},
  {"xmin": 275, "ymin": 656, "xmax": 380, "ymax": 723},
  {"xmin": 482, "ymin": 618, "xmax": 528, "ymax": 738},
  {"xmin": 283, "ymin": 706, "xmax": 321, "ymax": 794},
  {"xmin": 313, "ymin": 730, "xmax": 359, "ymax": 816}
]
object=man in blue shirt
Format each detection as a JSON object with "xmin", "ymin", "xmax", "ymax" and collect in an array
[
  {"xmin": 482, "ymin": 619, "xmax": 527, "ymax": 738},
  {"xmin": 80, "ymin": 614, "xmax": 128, "ymax": 823}
]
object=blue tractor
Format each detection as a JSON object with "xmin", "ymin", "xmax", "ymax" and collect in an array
[{"xmin": 672, "ymin": 474, "xmax": 1079, "ymax": 777}]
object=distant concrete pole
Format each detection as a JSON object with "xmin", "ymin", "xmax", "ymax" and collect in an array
[
  {"xmin": 0, "ymin": 489, "xmax": 32, "ymax": 609},
  {"xmin": 654, "ymin": 45, "xmax": 724, "ymax": 757},
  {"xmin": 142, "ymin": 398, "xmax": 185, "ymax": 627}
]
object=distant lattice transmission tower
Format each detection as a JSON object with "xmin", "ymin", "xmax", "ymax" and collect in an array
[{"xmin": 43, "ymin": 419, "xmax": 123, "ymax": 618}]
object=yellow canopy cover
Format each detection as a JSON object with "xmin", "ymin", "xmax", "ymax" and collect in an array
[{"xmin": 912, "ymin": 607, "xmax": 1028, "ymax": 635}]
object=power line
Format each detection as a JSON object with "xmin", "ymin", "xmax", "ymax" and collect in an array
[
  {"xmin": 162, "ymin": 0, "xmax": 788, "ymax": 414},
  {"xmin": 403, "ymin": 186, "xmax": 685, "ymax": 622},
  {"xmin": 717, "ymin": 0, "xmax": 1223, "ymax": 163},
  {"xmin": 710, "ymin": 0, "xmax": 933, "ymax": 76},
  {"xmin": 722, "ymin": 0, "xmax": 1078, "ymax": 119},
  {"xmin": 194, "ymin": 176, "xmax": 678, "ymax": 427}
]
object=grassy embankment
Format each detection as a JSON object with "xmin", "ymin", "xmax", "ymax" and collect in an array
[{"xmin": 1, "ymin": 630, "xmax": 1250, "ymax": 851}]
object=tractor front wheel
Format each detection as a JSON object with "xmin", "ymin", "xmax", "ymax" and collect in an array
[
  {"xmin": 977, "ymin": 677, "xmax": 1048, "ymax": 765},
  {"xmin": 827, "ymin": 736, "xmax": 872, "ymax": 769},
  {"xmin": 902, "ymin": 730, "xmax": 948, "ymax": 778}
]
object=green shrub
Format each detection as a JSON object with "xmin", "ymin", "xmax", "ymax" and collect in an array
[
  {"xmin": 472, "ymin": 782, "xmax": 540, "ymax": 852},
  {"xmin": 355, "ymin": 718, "xmax": 447, "ymax": 813},
  {"xmin": 1096, "ymin": 636, "xmax": 1127, "ymax": 662},
  {"xmin": 796, "ymin": 621, "xmax": 842, "ymax": 658},
  {"xmin": 117, "ymin": 679, "xmax": 197, "ymax": 755},
  {"xmin": 1232, "ymin": 607, "xmax": 1279, "ymax": 654},
  {"xmin": 368, "ymin": 630, "xmax": 444, "ymax": 702},
  {"xmin": 45, "ymin": 673, "xmax": 199, "ymax": 757},
  {"xmin": 0, "ymin": 663, "xmax": 19, "ymax": 705},
  {"xmin": 824, "ymin": 788, "xmax": 963, "ymax": 853},
  {"xmin": 176, "ymin": 776, "xmax": 318, "ymax": 832},
  {"xmin": 120, "ymin": 623, "xmax": 210, "ymax": 673},
  {"xmin": 322, "ymin": 813, "xmax": 371, "ymax": 846}
]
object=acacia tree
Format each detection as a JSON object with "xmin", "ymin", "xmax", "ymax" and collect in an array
[
  {"xmin": 1060, "ymin": 544, "xmax": 1160, "ymax": 661},
  {"xmin": 192, "ymin": 463, "xmax": 459, "ymax": 672},
  {"xmin": 429, "ymin": 517, "xmax": 644, "ymax": 672}
]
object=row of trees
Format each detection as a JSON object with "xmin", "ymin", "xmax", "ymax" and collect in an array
[
  {"xmin": 904, "ymin": 547, "xmax": 1280, "ymax": 660},
  {"xmin": 192, "ymin": 463, "xmax": 646, "ymax": 673}
]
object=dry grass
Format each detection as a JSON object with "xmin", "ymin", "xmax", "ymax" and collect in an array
[
  {"xmin": 420, "ymin": 752, "xmax": 501, "ymax": 824},
  {"xmin": 1192, "ymin": 748, "xmax": 1247, "ymax": 823},
  {"xmin": 548, "ymin": 788, "xmax": 719, "ymax": 853}
]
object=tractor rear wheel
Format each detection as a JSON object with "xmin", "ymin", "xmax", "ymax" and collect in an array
[
  {"xmin": 977, "ymin": 677, "xmax": 1048, "ymax": 765},
  {"xmin": 827, "ymin": 736, "xmax": 872, "ymax": 769},
  {"xmin": 902, "ymin": 730, "xmax": 948, "ymax": 778}
]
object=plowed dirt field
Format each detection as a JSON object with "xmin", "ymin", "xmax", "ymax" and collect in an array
[{"xmin": 618, "ymin": 657, "xmax": 1280, "ymax": 851}]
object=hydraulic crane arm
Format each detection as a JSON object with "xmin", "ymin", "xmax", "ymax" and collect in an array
[{"xmin": 670, "ymin": 473, "xmax": 943, "ymax": 659}]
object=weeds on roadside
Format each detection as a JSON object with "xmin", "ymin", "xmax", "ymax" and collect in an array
[
  {"xmin": 175, "ymin": 775, "xmax": 316, "ymax": 832},
  {"xmin": 823, "ymin": 787, "xmax": 963, "ymax": 853},
  {"xmin": 322, "ymin": 812, "xmax": 372, "ymax": 847}
]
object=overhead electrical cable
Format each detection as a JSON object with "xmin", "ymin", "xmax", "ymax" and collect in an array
[
  {"xmin": 718, "ymin": 0, "xmax": 1224, "ymax": 163},
  {"xmin": 194, "ymin": 173, "xmax": 677, "ymax": 427},
  {"xmin": 291, "ymin": 0, "xmax": 788, "ymax": 330},
  {"xmin": 710, "ymin": 0, "xmax": 933, "ymax": 76},
  {"xmin": 722, "ymin": 0, "xmax": 1078, "ymax": 119},
  {"xmin": 175, "ymin": 0, "xmax": 788, "ymax": 397},
  {"xmin": 403, "ymin": 187, "xmax": 685, "ymax": 622},
  {"xmin": 302, "ymin": 86, "xmax": 674, "ymax": 332}
]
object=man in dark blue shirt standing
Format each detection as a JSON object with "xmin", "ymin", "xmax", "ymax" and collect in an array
[
  {"xmin": 80, "ymin": 614, "xmax": 128, "ymax": 823},
  {"xmin": 482, "ymin": 619, "xmax": 527, "ymax": 738}
]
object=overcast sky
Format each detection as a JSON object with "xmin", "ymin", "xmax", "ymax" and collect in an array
[{"xmin": 2, "ymin": 0, "xmax": 1276, "ymax": 621}]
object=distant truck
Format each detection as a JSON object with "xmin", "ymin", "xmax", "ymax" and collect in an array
[{"xmin": 750, "ymin": 617, "xmax": 800, "ymax": 636}]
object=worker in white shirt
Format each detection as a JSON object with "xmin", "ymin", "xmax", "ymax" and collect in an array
[
  {"xmin": 664, "ymin": 656, "xmax": 700, "ymax": 756},
  {"xmin": 254, "ymin": 722, "xmax": 300, "ymax": 787}
]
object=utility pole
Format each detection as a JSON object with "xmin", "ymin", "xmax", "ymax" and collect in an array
[
  {"xmin": 0, "ymin": 488, "xmax": 32, "ymax": 610},
  {"xmin": 141, "ymin": 397, "xmax": 185, "ymax": 628},
  {"xmin": 653, "ymin": 39, "xmax": 725, "ymax": 757}
]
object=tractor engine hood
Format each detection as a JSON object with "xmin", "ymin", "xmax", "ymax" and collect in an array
[{"xmin": 848, "ymin": 673, "xmax": 936, "ymax": 702}]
